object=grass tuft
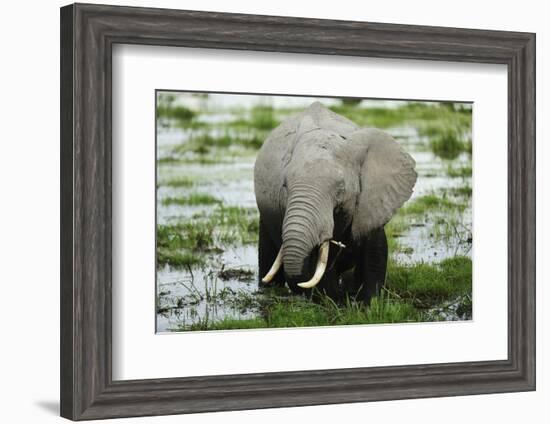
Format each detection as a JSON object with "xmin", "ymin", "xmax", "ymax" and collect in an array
[
  {"xmin": 161, "ymin": 193, "xmax": 221, "ymax": 206},
  {"xmin": 449, "ymin": 186, "xmax": 472, "ymax": 197},
  {"xmin": 387, "ymin": 256, "xmax": 472, "ymax": 304},
  {"xmin": 156, "ymin": 205, "xmax": 259, "ymax": 267},
  {"xmin": 182, "ymin": 289, "xmax": 423, "ymax": 331},
  {"xmin": 159, "ymin": 176, "xmax": 196, "ymax": 188},
  {"xmin": 172, "ymin": 132, "xmax": 264, "ymax": 154},
  {"xmin": 399, "ymin": 194, "xmax": 466, "ymax": 215},
  {"xmin": 429, "ymin": 130, "xmax": 469, "ymax": 160},
  {"xmin": 446, "ymin": 165, "xmax": 472, "ymax": 179},
  {"xmin": 157, "ymin": 250, "xmax": 204, "ymax": 267}
]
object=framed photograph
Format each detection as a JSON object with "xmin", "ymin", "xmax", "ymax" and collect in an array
[
  {"xmin": 154, "ymin": 91, "xmax": 472, "ymax": 333},
  {"xmin": 60, "ymin": 3, "xmax": 535, "ymax": 420}
]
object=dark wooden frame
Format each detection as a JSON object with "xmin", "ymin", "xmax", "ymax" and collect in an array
[{"xmin": 60, "ymin": 3, "xmax": 536, "ymax": 420}]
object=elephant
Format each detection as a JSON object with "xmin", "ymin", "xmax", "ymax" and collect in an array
[{"xmin": 253, "ymin": 101, "xmax": 417, "ymax": 304}]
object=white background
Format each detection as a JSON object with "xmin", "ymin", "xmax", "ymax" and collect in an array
[
  {"xmin": 0, "ymin": 0, "xmax": 546, "ymax": 423},
  {"xmin": 113, "ymin": 45, "xmax": 508, "ymax": 380}
]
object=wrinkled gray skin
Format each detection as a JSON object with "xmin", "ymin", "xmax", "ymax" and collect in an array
[{"xmin": 254, "ymin": 102, "xmax": 417, "ymax": 303}]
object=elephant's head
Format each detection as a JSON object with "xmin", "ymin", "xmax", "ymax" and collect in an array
[{"xmin": 257, "ymin": 102, "xmax": 417, "ymax": 289}]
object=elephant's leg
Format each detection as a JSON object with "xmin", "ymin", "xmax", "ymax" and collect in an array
[
  {"xmin": 258, "ymin": 216, "xmax": 285, "ymax": 287},
  {"xmin": 354, "ymin": 227, "xmax": 388, "ymax": 305}
]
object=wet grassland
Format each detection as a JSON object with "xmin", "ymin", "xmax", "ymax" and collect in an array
[{"xmin": 156, "ymin": 94, "xmax": 473, "ymax": 331}]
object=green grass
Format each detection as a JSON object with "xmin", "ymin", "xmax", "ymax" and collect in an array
[
  {"xmin": 447, "ymin": 164, "xmax": 473, "ymax": 178},
  {"xmin": 157, "ymin": 156, "xmax": 180, "ymax": 164},
  {"xmin": 158, "ymin": 176, "xmax": 196, "ymax": 188},
  {"xmin": 158, "ymin": 100, "xmax": 472, "ymax": 165},
  {"xmin": 171, "ymin": 255, "xmax": 472, "ymax": 331},
  {"xmin": 161, "ymin": 193, "xmax": 221, "ymax": 206},
  {"xmin": 157, "ymin": 105, "xmax": 195, "ymax": 122},
  {"xmin": 340, "ymin": 97, "xmax": 362, "ymax": 106},
  {"xmin": 399, "ymin": 194, "xmax": 466, "ymax": 215},
  {"xmin": 210, "ymin": 205, "xmax": 260, "ymax": 244},
  {"xmin": 388, "ymin": 189, "xmax": 472, "ymax": 248},
  {"xmin": 158, "ymin": 155, "xmax": 236, "ymax": 165},
  {"xmin": 449, "ymin": 186, "xmax": 473, "ymax": 197},
  {"xmin": 329, "ymin": 101, "xmax": 472, "ymax": 131},
  {"xmin": 156, "ymin": 92, "xmax": 197, "ymax": 123},
  {"xmin": 184, "ymin": 291, "xmax": 421, "ymax": 331},
  {"xmin": 431, "ymin": 216, "xmax": 470, "ymax": 243},
  {"xmin": 157, "ymin": 222, "xmax": 214, "ymax": 252},
  {"xmin": 429, "ymin": 130, "xmax": 470, "ymax": 160},
  {"xmin": 156, "ymin": 92, "xmax": 195, "ymax": 124},
  {"xmin": 172, "ymin": 132, "xmax": 264, "ymax": 154},
  {"xmin": 250, "ymin": 105, "xmax": 279, "ymax": 130},
  {"xmin": 157, "ymin": 205, "xmax": 259, "ymax": 267},
  {"xmin": 189, "ymin": 317, "xmax": 267, "ymax": 331},
  {"xmin": 228, "ymin": 105, "xmax": 280, "ymax": 131},
  {"xmin": 362, "ymin": 295, "xmax": 422, "ymax": 324},
  {"xmin": 328, "ymin": 102, "xmax": 472, "ymax": 162},
  {"xmin": 157, "ymin": 250, "xmax": 204, "ymax": 267},
  {"xmin": 157, "ymin": 215, "xmax": 235, "ymax": 268},
  {"xmin": 330, "ymin": 105, "xmax": 404, "ymax": 128},
  {"xmin": 387, "ymin": 256, "xmax": 472, "ymax": 304}
]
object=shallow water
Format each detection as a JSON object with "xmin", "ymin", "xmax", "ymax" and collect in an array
[
  {"xmin": 156, "ymin": 105, "xmax": 472, "ymax": 331},
  {"xmin": 393, "ymin": 206, "xmax": 472, "ymax": 264}
]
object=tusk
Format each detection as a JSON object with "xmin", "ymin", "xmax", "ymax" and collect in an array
[
  {"xmin": 261, "ymin": 248, "xmax": 283, "ymax": 283},
  {"xmin": 330, "ymin": 240, "xmax": 346, "ymax": 249},
  {"xmin": 297, "ymin": 241, "xmax": 330, "ymax": 289}
]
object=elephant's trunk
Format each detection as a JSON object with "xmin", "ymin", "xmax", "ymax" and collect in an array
[{"xmin": 282, "ymin": 183, "xmax": 334, "ymax": 283}]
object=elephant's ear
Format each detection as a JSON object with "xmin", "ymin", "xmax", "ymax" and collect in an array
[{"xmin": 350, "ymin": 128, "xmax": 417, "ymax": 239}]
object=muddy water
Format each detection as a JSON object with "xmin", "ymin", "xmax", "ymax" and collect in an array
[{"xmin": 156, "ymin": 113, "xmax": 472, "ymax": 332}]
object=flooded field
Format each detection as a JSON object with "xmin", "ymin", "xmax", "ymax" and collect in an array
[{"xmin": 156, "ymin": 93, "xmax": 473, "ymax": 332}]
